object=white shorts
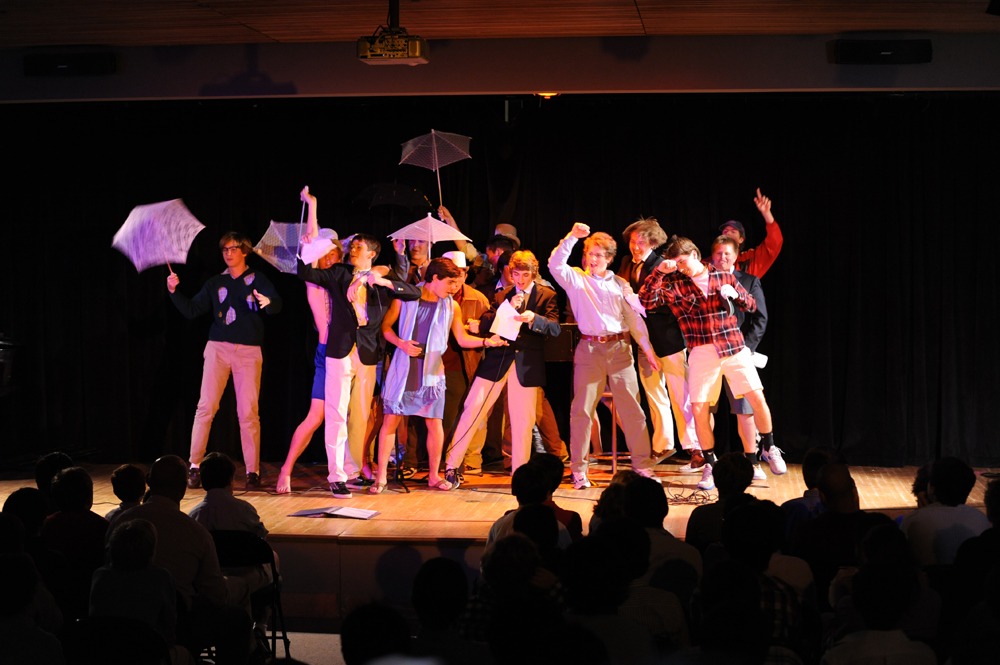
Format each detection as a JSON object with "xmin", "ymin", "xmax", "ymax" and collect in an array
[{"xmin": 688, "ymin": 345, "xmax": 762, "ymax": 405}]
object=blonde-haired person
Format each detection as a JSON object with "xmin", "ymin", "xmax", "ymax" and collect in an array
[
  {"xmin": 443, "ymin": 250, "xmax": 562, "ymax": 485},
  {"xmin": 549, "ymin": 223, "xmax": 661, "ymax": 489}
]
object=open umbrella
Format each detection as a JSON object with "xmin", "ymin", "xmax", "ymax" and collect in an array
[
  {"xmin": 388, "ymin": 213, "xmax": 471, "ymax": 245},
  {"xmin": 399, "ymin": 129, "xmax": 471, "ymax": 207},
  {"xmin": 254, "ymin": 221, "xmax": 303, "ymax": 273},
  {"xmin": 112, "ymin": 199, "xmax": 205, "ymax": 273}
]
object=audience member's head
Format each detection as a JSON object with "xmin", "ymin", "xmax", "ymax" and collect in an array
[
  {"xmin": 0, "ymin": 512, "xmax": 25, "ymax": 554},
  {"xmin": 110, "ymin": 464, "xmax": 147, "ymax": 504},
  {"xmin": 50, "ymin": 467, "xmax": 94, "ymax": 513},
  {"xmin": 528, "ymin": 453, "xmax": 565, "ymax": 495},
  {"xmin": 851, "ymin": 561, "xmax": 919, "ymax": 630},
  {"xmin": 146, "ymin": 455, "xmax": 189, "ymax": 504},
  {"xmin": 108, "ymin": 519, "xmax": 157, "ymax": 572},
  {"xmin": 859, "ymin": 522, "xmax": 914, "ymax": 569},
  {"xmin": 911, "ymin": 461, "xmax": 933, "ymax": 508},
  {"xmin": 594, "ymin": 517, "xmax": 651, "ymax": 582},
  {"xmin": 340, "ymin": 603, "xmax": 410, "ymax": 665},
  {"xmin": 817, "ymin": 463, "xmax": 860, "ymax": 513},
  {"xmin": 562, "ymin": 534, "xmax": 629, "ymax": 613},
  {"xmin": 714, "ymin": 452, "xmax": 754, "ymax": 499},
  {"xmin": 2, "ymin": 487, "xmax": 50, "ymax": 537},
  {"xmin": 802, "ymin": 447, "xmax": 834, "ymax": 490},
  {"xmin": 985, "ymin": 478, "xmax": 1000, "ymax": 525},
  {"xmin": 591, "ymin": 469, "xmax": 641, "ymax": 522},
  {"xmin": 411, "ymin": 557, "xmax": 468, "ymax": 631},
  {"xmin": 0, "ymin": 553, "xmax": 40, "ymax": 617},
  {"xmin": 35, "ymin": 452, "xmax": 74, "ymax": 496},
  {"xmin": 512, "ymin": 504, "xmax": 560, "ymax": 551},
  {"xmin": 511, "ymin": 463, "xmax": 551, "ymax": 507},
  {"xmin": 623, "ymin": 476, "xmax": 668, "ymax": 529},
  {"xmin": 200, "ymin": 452, "xmax": 237, "ymax": 491},
  {"xmin": 481, "ymin": 533, "xmax": 541, "ymax": 599},
  {"xmin": 696, "ymin": 559, "xmax": 769, "ymax": 665},
  {"xmin": 928, "ymin": 456, "xmax": 978, "ymax": 506},
  {"xmin": 723, "ymin": 500, "xmax": 785, "ymax": 573}
]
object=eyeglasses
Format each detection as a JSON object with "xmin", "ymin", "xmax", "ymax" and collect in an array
[{"xmin": 221, "ymin": 246, "xmax": 242, "ymax": 255}]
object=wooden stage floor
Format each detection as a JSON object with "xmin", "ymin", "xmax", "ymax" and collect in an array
[{"xmin": 3, "ymin": 458, "xmax": 995, "ymax": 543}]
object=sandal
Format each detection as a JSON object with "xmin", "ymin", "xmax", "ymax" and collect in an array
[
  {"xmin": 368, "ymin": 482, "xmax": 387, "ymax": 495},
  {"xmin": 428, "ymin": 479, "xmax": 453, "ymax": 491}
]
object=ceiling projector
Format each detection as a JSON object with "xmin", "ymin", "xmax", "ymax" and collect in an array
[{"xmin": 357, "ymin": 27, "xmax": 428, "ymax": 66}]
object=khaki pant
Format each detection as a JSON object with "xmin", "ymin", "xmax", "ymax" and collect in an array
[
  {"xmin": 569, "ymin": 338, "xmax": 652, "ymax": 475},
  {"xmin": 637, "ymin": 349, "xmax": 701, "ymax": 452},
  {"xmin": 324, "ymin": 347, "xmax": 377, "ymax": 483},
  {"xmin": 190, "ymin": 341, "xmax": 262, "ymax": 472}
]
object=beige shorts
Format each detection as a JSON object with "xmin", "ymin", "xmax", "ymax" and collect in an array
[{"xmin": 688, "ymin": 345, "xmax": 762, "ymax": 405}]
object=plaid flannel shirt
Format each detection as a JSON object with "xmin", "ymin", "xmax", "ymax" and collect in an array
[{"xmin": 637, "ymin": 265, "xmax": 755, "ymax": 358}]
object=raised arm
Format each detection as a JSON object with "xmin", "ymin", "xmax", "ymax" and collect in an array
[
  {"xmin": 637, "ymin": 260, "xmax": 679, "ymax": 311},
  {"xmin": 438, "ymin": 205, "xmax": 477, "ymax": 259},
  {"xmin": 740, "ymin": 188, "xmax": 783, "ymax": 278},
  {"xmin": 302, "ymin": 186, "xmax": 319, "ymax": 238},
  {"xmin": 547, "ymin": 223, "xmax": 589, "ymax": 292}
]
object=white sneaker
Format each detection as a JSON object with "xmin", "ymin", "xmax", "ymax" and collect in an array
[
  {"xmin": 761, "ymin": 446, "xmax": 787, "ymax": 475},
  {"xmin": 677, "ymin": 450, "xmax": 706, "ymax": 474},
  {"xmin": 752, "ymin": 464, "xmax": 767, "ymax": 481},
  {"xmin": 572, "ymin": 472, "xmax": 592, "ymax": 490},
  {"xmin": 697, "ymin": 463, "xmax": 715, "ymax": 491},
  {"xmin": 635, "ymin": 468, "xmax": 662, "ymax": 484}
]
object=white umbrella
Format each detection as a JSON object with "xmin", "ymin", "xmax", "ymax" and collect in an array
[
  {"xmin": 399, "ymin": 129, "xmax": 472, "ymax": 207},
  {"xmin": 112, "ymin": 199, "xmax": 205, "ymax": 273},
  {"xmin": 388, "ymin": 213, "xmax": 471, "ymax": 245}
]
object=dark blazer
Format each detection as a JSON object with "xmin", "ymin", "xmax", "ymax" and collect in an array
[
  {"xmin": 620, "ymin": 253, "xmax": 686, "ymax": 357},
  {"xmin": 297, "ymin": 261, "xmax": 422, "ymax": 365},
  {"xmin": 476, "ymin": 283, "xmax": 561, "ymax": 388},
  {"xmin": 733, "ymin": 269, "xmax": 767, "ymax": 353}
]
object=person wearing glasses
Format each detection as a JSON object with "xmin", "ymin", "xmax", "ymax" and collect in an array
[{"xmin": 167, "ymin": 231, "xmax": 282, "ymax": 490}]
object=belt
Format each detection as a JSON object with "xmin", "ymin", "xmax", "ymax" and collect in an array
[{"xmin": 580, "ymin": 332, "xmax": 628, "ymax": 343}]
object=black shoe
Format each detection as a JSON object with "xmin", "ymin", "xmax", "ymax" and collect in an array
[
  {"xmin": 331, "ymin": 482, "xmax": 352, "ymax": 499},
  {"xmin": 347, "ymin": 476, "xmax": 374, "ymax": 487},
  {"xmin": 246, "ymin": 472, "xmax": 261, "ymax": 488},
  {"xmin": 187, "ymin": 467, "xmax": 201, "ymax": 489}
]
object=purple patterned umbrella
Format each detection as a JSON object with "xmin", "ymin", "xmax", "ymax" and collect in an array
[
  {"xmin": 399, "ymin": 129, "xmax": 471, "ymax": 207},
  {"xmin": 112, "ymin": 199, "xmax": 205, "ymax": 273}
]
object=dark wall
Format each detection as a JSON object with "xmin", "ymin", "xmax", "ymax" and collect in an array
[{"xmin": 3, "ymin": 92, "xmax": 999, "ymax": 467}]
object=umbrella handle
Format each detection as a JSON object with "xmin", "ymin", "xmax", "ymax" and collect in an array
[
  {"xmin": 296, "ymin": 199, "xmax": 305, "ymax": 259},
  {"xmin": 436, "ymin": 168, "xmax": 443, "ymax": 208},
  {"xmin": 158, "ymin": 236, "xmax": 173, "ymax": 274},
  {"xmin": 432, "ymin": 129, "xmax": 443, "ymax": 207}
]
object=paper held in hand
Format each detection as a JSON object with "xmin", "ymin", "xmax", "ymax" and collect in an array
[
  {"xmin": 490, "ymin": 299, "xmax": 523, "ymax": 341},
  {"xmin": 752, "ymin": 352, "xmax": 768, "ymax": 369},
  {"xmin": 301, "ymin": 238, "xmax": 335, "ymax": 264}
]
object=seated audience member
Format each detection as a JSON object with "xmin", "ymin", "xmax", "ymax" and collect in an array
[
  {"xmin": 0, "ymin": 553, "xmax": 66, "ymax": 665},
  {"xmin": 900, "ymin": 456, "xmax": 989, "ymax": 566},
  {"xmin": 105, "ymin": 463, "xmax": 146, "ymax": 522},
  {"xmin": 411, "ymin": 557, "xmax": 488, "ymax": 665},
  {"xmin": 588, "ymin": 469, "xmax": 640, "ymax": 534},
  {"xmin": 110, "ymin": 455, "xmax": 253, "ymax": 665},
  {"xmin": 188, "ymin": 452, "xmax": 268, "ymax": 539},
  {"xmin": 34, "ymin": 451, "xmax": 74, "ymax": 513},
  {"xmin": 340, "ymin": 603, "xmax": 411, "ymax": 665},
  {"xmin": 685, "ymin": 452, "xmax": 756, "ymax": 557},
  {"xmin": 947, "ymin": 565, "xmax": 1000, "ymax": 665},
  {"xmin": 486, "ymin": 463, "xmax": 571, "ymax": 548},
  {"xmin": 529, "ymin": 453, "xmax": 583, "ymax": 541},
  {"xmin": 693, "ymin": 560, "xmax": 769, "ymax": 665},
  {"xmin": 39, "ymin": 467, "xmax": 109, "ymax": 620},
  {"xmin": 562, "ymin": 534, "xmax": 657, "ymax": 665},
  {"xmin": 624, "ymin": 476, "xmax": 702, "ymax": 585},
  {"xmin": 597, "ymin": 518, "xmax": 689, "ymax": 651},
  {"xmin": 724, "ymin": 500, "xmax": 812, "ymax": 662},
  {"xmin": 787, "ymin": 463, "xmax": 867, "ymax": 611},
  {"xmin": 90, "ymin": 519, "xmax": 183, "ymax": 653},
  {"xmin": 513, "ymin": 503, "xmax": 564, "ymax": 576},
  {"xmin": 780, "ymin": 447, "xmax": 832, "ymax": 538},
  {"xmin": 953, "ymin": 478, "xmax": 1000, "ymax": 609},
  {"xmin": 820, "ymin": 562, "xmax": 935, "ymax": 665},
  {"xmin": 0, "ymin": 512, "xmax": 62, "ymax": 634},
  {"xmin": 2, "ymin": 487, "xmax": 69, "ymax": 618}
]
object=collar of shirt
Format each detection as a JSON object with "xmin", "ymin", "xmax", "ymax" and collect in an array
[
  {"xmin": 633, "ymin": 249, "xmax": 652, "ymax": 264},
  {"xmin": 496, "ymin": 276, "xmax": 511, "ymax": 290},
  {"xmin": 514, "ymin": 283, "xmax": 534, "ymax": 298}
]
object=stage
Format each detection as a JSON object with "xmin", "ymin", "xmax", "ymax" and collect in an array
[{"xmin": 2, "ymin": 458, "xmax": 994, "ymax": 630}]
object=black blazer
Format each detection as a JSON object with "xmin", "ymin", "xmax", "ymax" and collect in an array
[
  {"xmin": 297, "ymin": 261, "xmax": 422, "ymax": 366},
  {"xmin": 475, "ymin": 283, "xmax": 561, "ymax": 388},
  {"xmin": 733, "ymin": 269, "xmax": 767, "ymax": 353},
  {"xmin": 621, "ymin": 253, "xmax": 686, "ymax": 357}
]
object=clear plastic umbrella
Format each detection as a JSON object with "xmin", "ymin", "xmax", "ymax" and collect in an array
[
  {"xmin": 253, "ymin": 221, "xmax": 303, "ymax": 273},
  {"xmin": 112, "ymin": 199, "xmax": 205, "ymax": 273},
  {"xmin": 388, "ymin": 213, "xmax": 471, "ymax": 245},
  {"xmin": 399, "ymin": 129, "xmax": 471, "ymax": 207}
]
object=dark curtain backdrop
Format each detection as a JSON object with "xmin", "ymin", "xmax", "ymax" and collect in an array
[{"xmin": 2, "ymin": 92, "xmax": 998, "ymax": 468}]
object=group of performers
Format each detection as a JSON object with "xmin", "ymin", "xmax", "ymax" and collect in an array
[{"xmin": 166, "ymin": 185, "xmax": 785, "ymax": 498}]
